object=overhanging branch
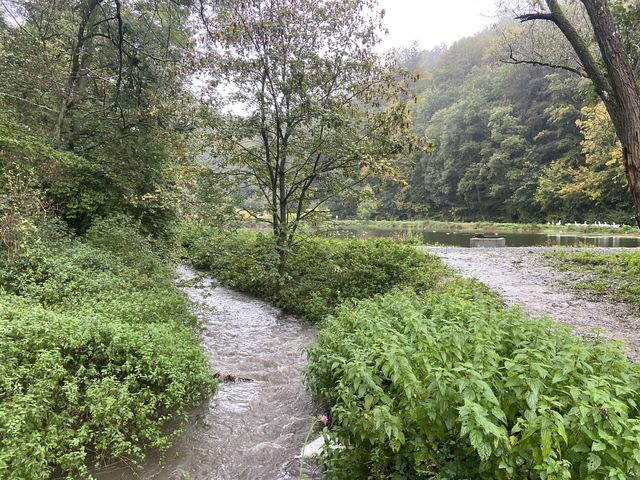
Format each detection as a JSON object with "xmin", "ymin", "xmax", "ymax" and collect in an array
[
  {"xmin": 502, "ymin": 44, "xmax": 587, "ymax": 78},
  {"xmin": 516, "ymin": 12, "xmax": 557, "ymax": 23}
]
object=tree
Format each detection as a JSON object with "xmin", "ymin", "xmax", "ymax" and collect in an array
[
  {"xmin": 198, "ymin": 0, "xmax": 418, "ymax": 272},
  {"xmin": 512, "ymin": 0, "xmax": 640, "ymax": 226},
  {"xmin": 536, "ymin": 102, "xmax": 633, "ymax": 221},
  {"xmin": 0, "ymin": 0, "xmax": 196, "ymax": 236}
]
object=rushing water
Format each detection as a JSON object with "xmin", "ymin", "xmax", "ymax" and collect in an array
[
  {"xmin": 339, "ymin": 227, "xmax": 640, "ymax": 248},
  {"xmin": 95, "ymin": 266, "xmax": 322, "ymax": 480}
]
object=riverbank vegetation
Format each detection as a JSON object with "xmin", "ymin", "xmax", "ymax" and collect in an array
[
  {"xmin": 0, "ymin": 0, "xmax": 217, "ymax": 476},
  {"xmin": 549, "ymin": 250, "xmax": 640, "ymax": 309},
  {"xmin": 335, "ymin": 219, "xmax": 640, "ymax": 235},
  {"xmin": 180, "ymin": 225, "xmax": 640, "ymax": 479},
  {"xmin": 305, "ymin": 283, "xmax": 640, "ymax": 479},
  {"xmin": 180, "ymin": 225, "xmax": 446, "ymax": 322},
  {"xmin": 0, "ymin": 218, "xmax": 215, "ymax": 479}
]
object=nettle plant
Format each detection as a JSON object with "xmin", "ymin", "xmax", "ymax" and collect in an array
[{"xmin": 305, "ymin": 284, "xmax": 640, "ymax": 479}]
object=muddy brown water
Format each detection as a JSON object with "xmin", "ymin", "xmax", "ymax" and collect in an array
[{"xmin": 94, "ymin": 266, "xmax": 322, "ymax": 480}]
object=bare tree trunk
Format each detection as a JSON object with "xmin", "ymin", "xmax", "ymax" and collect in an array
[{"xmin": 55, "ymin": 0, "xmax": 102, "ymax": 142}]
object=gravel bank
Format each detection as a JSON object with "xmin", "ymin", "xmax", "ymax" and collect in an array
[{"xmin": 422, "ymin": 247, "xmax": 640, "ymax": 360}]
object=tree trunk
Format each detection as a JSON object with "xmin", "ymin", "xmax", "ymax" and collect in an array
[
  {"xmin": 275, "ymin": 201, "xmax": 288, "ymax": 277},
  {"xmin": 581, "ymin": 0, "xmax": 640, "ymax": 226},
  {"xmin": 523, "ymin": 0, "xmax": 640, "ymax": 225},
  {"xmin": 622, "ymin": 143, "xmax": 640, "ymax": 226},
  {"xmin": 55, "ymin": 0, "xmax": 102, "ymax": 142}
]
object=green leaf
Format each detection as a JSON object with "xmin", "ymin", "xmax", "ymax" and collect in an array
[{"xmin": 587, "ymin": 453, "xmax": 602, "ymax": 472}]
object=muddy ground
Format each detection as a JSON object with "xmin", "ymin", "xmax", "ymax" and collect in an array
[{"xmin": 423, "ymin": 247, "xmax": 640, "ymax": 361}]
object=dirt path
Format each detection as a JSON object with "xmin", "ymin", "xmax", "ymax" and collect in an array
[{"xmin": 423, "ymin": 247, "xmax": 640, "ymax": 360}]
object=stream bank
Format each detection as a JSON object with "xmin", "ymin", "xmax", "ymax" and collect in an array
[
  {"xmin": 96, "ymin": 266, "xmax": 322, "ymax": 479},
  {"xmin": 425, "ymin": 247, "xmax": 640, "ymax": 360}
]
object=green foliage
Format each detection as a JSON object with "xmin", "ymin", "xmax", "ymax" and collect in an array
[
  {"xmin": 305, "ymin": 284, "xmax": 640, "ymax": 479},
  {"xmin": 200, "ymin": 0, "xmax": 420, "ymax": 263},
  {"xmin": 0, "ymin": 218, "xmax": 215, "ymax": 479},
  {"xmin": 0, "ymin": 115, "xmax": 184, "ymax": 241},
  {"xmin": 0, "ymin": 118, "xmax": 110, "ymax": 234},
  {"xmin": 179, "ymin": 225, "xmax": 446, "ymax": 322},
  {"xmin": 536, "ymin": 102, "xmax": 633, "ymax": 224},
  {"xmin": 0, "ymin": 0, "xmax": 195, "ymax": 239},
  {"xmin": 549, "ymin": 250, "xmax": 640, "ymax": 309},
  {"xmin": 367, "ymin": 23, "xmax": 634, "ymax": 224}
]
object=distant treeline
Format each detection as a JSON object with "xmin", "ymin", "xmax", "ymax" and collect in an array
[{"xmin": 345, "ymin": 23, "xmax": 634, "ymax": 225}]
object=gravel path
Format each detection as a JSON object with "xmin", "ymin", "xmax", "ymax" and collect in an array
[{"xmin": 422, "ymin": 247, "xmax": 640, "ymax": 360}]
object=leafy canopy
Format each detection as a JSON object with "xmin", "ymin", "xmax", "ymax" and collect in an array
[{"xmin": 198, "ymin": 0, "xmax": 421, "ymax": 250}]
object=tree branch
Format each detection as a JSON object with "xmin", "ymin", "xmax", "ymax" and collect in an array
[
  {"xmin": 0, "ymin": 92, "xmax": 56, "ymax": 111},
  {"xmin": 502, "ymin": 44, "xmax": 588, "ymax": 78},
  {"xmin": 515, "ymin": 13, "xmax": 557, "ymax": 23}
]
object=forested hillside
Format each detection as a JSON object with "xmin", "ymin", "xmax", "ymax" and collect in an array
[{"xmin": 363, "ymin": 24, "xmax": 634, "ymax": 224}]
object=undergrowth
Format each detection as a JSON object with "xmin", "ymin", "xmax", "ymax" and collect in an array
[
  {"xmin": 180, "ymin": 223, "xmax": 640, "ymax": 479},
  {"xmin": 548, "ymin": 250, "xmax": 640, "ymax": 309},
  {"xmin": 305, "ymin": 283, "xmax": 640, "ymax": 479},
  {"xmin": 179, "ymin": 224, "xmax": 446, "ymax": 322},
  {"xmin": 0, "ymin": 217, "xmax": 215, "ymax": 479}
]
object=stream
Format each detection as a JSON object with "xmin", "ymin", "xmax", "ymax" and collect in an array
[{"xmin": 95, "ymin": 266, "xmax": 322, "ymax": 480}]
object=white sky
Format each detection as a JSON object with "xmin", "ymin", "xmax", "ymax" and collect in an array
[{"xmin": 377, "ymin": 0, "xmax": 501, "ymax": 51}]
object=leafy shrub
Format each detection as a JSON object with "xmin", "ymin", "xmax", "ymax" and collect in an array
[
  {"xmin": 179, "ymin": 225, "xmax": 446, "ymax": 321},
  {"xmin": 0, "ymin": 118, "xmax": 179, "ymax": 239},
  {"xmin": 0, "ymin": 119, "xmax": 111, "ymax": 234},
  {"xmin": 0, "ymin": 219, "xmax": 215, "ymax": 479},
  {"xmin": 305, "ymin": 283, "xmax": 640, "ymax": 479},
  {"xmin": 278, "ymin": 236, "xmax": 446, "ymax": 321}
]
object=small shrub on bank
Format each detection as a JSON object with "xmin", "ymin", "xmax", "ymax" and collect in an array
[
  {"xmin": 179, "ymin": 225, "xmax": 447, "ymax": 321},
  {"xmin": 305, "ymin": 284, "xmax": 640, "ymax": 479},
  {"xmin": 0, "ymin": 218, "xmax": 215, "ymax": 479}
]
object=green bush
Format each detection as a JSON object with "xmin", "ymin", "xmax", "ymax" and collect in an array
[
  {"xmin": 0, "ymin": 219, "xmax": 215, "ymax": 479},
  {"xmin": 305, "ymin": 284, "xmax": 640, "ymax": 479},
  {"xmin": 0, "ymin": 118, "xmax": 179, "ymax": 238},
  {"xmin": 179, "ymin": 225, "xmax": 446, "ymax": 321}
]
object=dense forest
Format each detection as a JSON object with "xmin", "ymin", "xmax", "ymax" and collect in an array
[
  {"xmin": 3, "ymin": 0, "xmax": 640, "ymax": 478},
  {"xmin": 353, "ymin": 23, "xmax": 636, "ymax": 224}
]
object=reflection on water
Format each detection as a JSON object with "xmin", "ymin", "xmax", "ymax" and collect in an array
[
  {"xmin": 339, "ymin": 227, "xmax": 640, "ymax": 248},
  {"xmin": 94, "ymin": 267, "xmax": 322, "ymax": 480}
]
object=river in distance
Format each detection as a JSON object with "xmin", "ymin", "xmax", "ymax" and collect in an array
[{"xmin": 338, "ymin": 226, "xmax": 640, "ymax": 248}]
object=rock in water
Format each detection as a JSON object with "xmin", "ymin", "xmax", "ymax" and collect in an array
[{"xmin": 300, "ymin": 436, "xmax": 325, "ymax": 458}]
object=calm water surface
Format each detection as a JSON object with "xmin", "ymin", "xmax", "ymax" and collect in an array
[{"xmin": 340, "ymin": 227, "xmax": 640, "ymax": 248}]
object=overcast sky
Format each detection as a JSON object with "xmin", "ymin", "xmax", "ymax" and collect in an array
[{"xmin": 377, "ymin": 0, "xmax": 501, "ymax": 51}]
